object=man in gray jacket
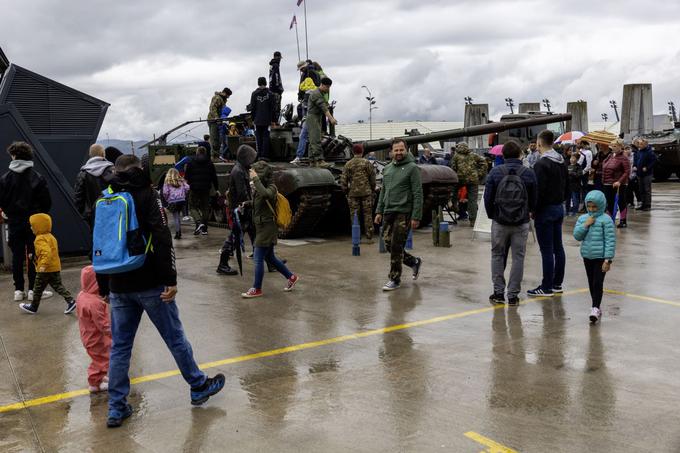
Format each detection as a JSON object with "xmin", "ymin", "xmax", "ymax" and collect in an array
[{"xmin": 74, "ymin": 144, "xmax": 114, "ymax": 230}]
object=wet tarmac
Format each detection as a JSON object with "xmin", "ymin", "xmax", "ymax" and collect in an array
[{"xmin": 2, "ymin": 185, "xmax": 680, "ymax": 452}]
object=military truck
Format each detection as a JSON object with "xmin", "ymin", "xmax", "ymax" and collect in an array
[
  {"xmin": 490, "ymin": 112, "xmax": 567, "ymax": 148},
  {"xmin": 141, "ymin": 111, "xmax": 571, "ymax": 238}
]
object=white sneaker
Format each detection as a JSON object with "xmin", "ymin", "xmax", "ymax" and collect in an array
[
  {"xmin": 89, "ymin": 381, "xmax": 109, "ymax": 393},
  {"xmin": 290, "ymin": 157, "xmax": 301, "ymax": 164},
  {"xmin": 589, "ymin": 307, "xmax": 602, "ymax": 324},
  {"xmin": 14, "ymin": 290, "xmax": 26, "ymax": 301},
  {"xmin": 27, "ymin": 290, "xmax": 53, "ymax": 302}
]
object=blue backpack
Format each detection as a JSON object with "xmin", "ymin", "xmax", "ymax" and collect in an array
[{"xmin": 92, "ymin": 187, "xmax": 151, "ymax": 274}]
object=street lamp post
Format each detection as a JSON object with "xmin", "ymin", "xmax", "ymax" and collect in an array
[
  {"xmin": 668, "ymin": 101, "xmax": 677, "ymax": 122},
  {"xmin": 362, "ymin": 85, "xmax": 378, "ymax": 140},
  {"xmin": 601, "ymin": 113, "xmax": 608, "ymax": 123},
  {"xmin": 609, "ymin": 100, "xmax": 619, "ymax": 122},
  {"xmin": 542, "ymin": 98, "xmax": 551, "ymax": 113},
  {"xmin": 464, "ymin": 96, "xmax": 473, "ymax": 105},
  {"xmin": 505, "ymin": 97, "xmax": 515, "ymax": 114}
]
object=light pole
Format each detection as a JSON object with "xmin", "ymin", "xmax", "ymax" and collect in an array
[
  {"xmin": 609, "ymin": 100, "xmax": 619, "ymax": 122},
  {"xmin": 505, "ymin": 97, "xmax": 515, "ymax": 114},
  {"xmin": 668, "ymin": 101, "xmax": 677, "ymax": 122},
  {"xmin": 601, "ymin": 113, "xmax": 608, "ymax": 123},
  {"xmin": 542, "ymin": 98, "xmax": 551, "ymax": 113},
  {"xmin": 362, "ymin": 85, "xmax": 378, "ymax": 140},
  {"xmin": 464, "ymin": 96, "xmax": 473, "ymax": 105}
]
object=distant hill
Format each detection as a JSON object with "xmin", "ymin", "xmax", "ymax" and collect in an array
[{"xmin": 98, "ymin": 139, "xmax": 148, "ymax": 156}]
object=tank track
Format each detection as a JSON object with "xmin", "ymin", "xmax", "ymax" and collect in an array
[{"xmin": 281, "ymin": 188, "xmax": 333, "ymax": 238}]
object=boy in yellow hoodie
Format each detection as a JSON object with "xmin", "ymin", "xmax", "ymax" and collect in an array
[{"xmin": 19, "ymin": 213, "xmax": 76, "ymax": 314}]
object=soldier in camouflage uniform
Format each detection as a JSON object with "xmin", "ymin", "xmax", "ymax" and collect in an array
[
  {"xmin": 449, "ymin": 142, "xmax": 488, "ymax": 224},
  {"xmin": 375, "ymin": 139, "xmax": 423, "ymax": 291},
  {"xmin": 207, "ymin": 88, "xmax": 232, "ymax": 157},
  {"xmin": 341, "ymin": 143, "xmax": 376, "ymax": 241},
  {"xmin": 307, "ymin": 77, "xmax": 337, "ymax": 166}
]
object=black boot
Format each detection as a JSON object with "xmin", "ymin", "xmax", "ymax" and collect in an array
[{"xmin": 216, "ymin": 242, "xmax": 238, "ymax": 275}]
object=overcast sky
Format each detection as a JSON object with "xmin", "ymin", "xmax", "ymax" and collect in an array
[{"xmin": 1, "ymin": 0, "xmax": 679, "ymax": 140}]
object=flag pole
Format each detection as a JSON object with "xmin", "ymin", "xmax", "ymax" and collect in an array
[
  {"xmin": 303, "ymin": 0, "xmax": 309, "ymax": 59},
  {"xmin": 295, "ymin": 20, "xmax": 301, "ymax": 62}
]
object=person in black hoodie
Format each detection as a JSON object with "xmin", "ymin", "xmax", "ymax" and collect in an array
[
  {"xmin": 250, "ymin": 77, "xmax": 276, "ymax": 161},
  {"xmin": 528, "ymin": 129, "xmax": 569, "ymax": 297},
  {"xmin": 74, "ymin": 144, "xmax": 114, "ymax": 231},
  {"xmin": 0, "ymin": 142, "xmax": 52, "ymax": 302},
  {"xmin": 269, "ymin": 51, "xmax": 283, "ymax": 125},
  {"xmin": 96, "ymin": 154, "xmax": 224, "ymax": 428},
  {"xmin": 184, "ymin": 146, "xmax": 219, "ymax": 235}
]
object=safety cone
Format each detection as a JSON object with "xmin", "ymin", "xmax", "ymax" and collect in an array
[{"xmin": 405, "ymin": 228, "xmax": 413, "ymax": 250}]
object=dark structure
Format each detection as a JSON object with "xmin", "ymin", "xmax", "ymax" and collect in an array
[{"xmin": 0, "ymin": 46, "xmax": 109, "ymax": 255}]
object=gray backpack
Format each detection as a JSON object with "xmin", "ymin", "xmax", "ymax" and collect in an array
[{"xmin": 494, "ymin": 165, "xmax": 529, "ymax": 225}]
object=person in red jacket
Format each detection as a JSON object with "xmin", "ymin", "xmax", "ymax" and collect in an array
[{"xmin": 602, "ymin": 139, "xmax": 631, "ymax": 228}]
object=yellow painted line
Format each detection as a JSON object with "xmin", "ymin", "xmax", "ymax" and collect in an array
[
  {"xmin": 0, "ymin": 289, "xmax": 587, "ymax": 414},
  {"xmin": 605, "ymin": 289, "xmax": 680, "ymax": 307},
  {"xmin": 464, "ymin": 431, "xmax": 519, "ymax": 453}
]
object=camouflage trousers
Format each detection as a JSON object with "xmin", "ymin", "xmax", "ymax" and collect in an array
[
  {"xmin": 31, "ymin": 271, "xmax": 72, "ymax": 309},
  {"xmin": 382, "ymin": 212, "xmax": 417, "ymax": 284},
  {"xmin": 348, "ymin": 196, "xmax": 374, "ymax": 239}
]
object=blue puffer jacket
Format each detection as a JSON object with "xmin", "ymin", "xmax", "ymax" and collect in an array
[{"xmin": 573, "ymin": 190, "xmax": 616, "ymax": 260}]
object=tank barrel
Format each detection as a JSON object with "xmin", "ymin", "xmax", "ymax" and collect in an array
[{"xmin": 362, "ymin": 113, "xmax": 572, "ymax": 151}]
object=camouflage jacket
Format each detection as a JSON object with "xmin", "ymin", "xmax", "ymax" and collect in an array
[
  {"xmin": 341, "ymin": 157, "xmax": 376, "ymax": 198},
  {"xmin": 208, "ymin": 92, "xmax": 225, "ymax": 120},
  {"xmin": 450, "ymin": 148, "xmax": 487, "ymax": 185}
]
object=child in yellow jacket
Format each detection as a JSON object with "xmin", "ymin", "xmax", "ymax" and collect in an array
[{"xmin": 19, "ymin": 213, "xmax": 76, "ymax": 314}]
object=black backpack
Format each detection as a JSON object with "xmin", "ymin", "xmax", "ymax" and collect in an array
[{"xmin": 494, "ymin": 165, "xmax": 529, "ymax": 225}]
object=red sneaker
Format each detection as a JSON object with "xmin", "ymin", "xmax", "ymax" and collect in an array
[
  {"xmin": 284, "ymin": 274, "xmax": 299, "ymax": 292},
  {"xmin": 241, "ymin": 288, "xmax": 263, "ymax": 298}
]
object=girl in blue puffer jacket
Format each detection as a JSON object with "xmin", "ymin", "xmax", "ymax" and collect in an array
[{"xmin": 573, "ymin": 190, "xmax": 616, "ymax": 324}]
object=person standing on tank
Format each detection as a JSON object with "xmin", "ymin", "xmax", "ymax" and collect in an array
[
  {"xmin": 269, "ymin": 51, "xmax": 283, "ymax": 125},
  {"xmin": 374, "ymin": 139, "xmax": 423, "ymax": 291},
  {"xmin": 341, "ymin": 143, "xmax": 377, "ymax": 242},
  {"xmin": 184, "ymin": 146, "xmax": 219, "ymax": 236},
  {"xmin": 306, "ymin": 77, "xmax": 337, "ymax": 167},
  {"xmin": 528, "ymin": 129, "xmax": 569, "ymax": 297},
  {"xmin": 207, "ymin": 87, "xmax": 232, "ymax": 157},
  {"xmin": 250, "ymin": 77, "xmax": 277, "ymax": 161},
  {"xmin": 449, "ymin": 142, "xmax": 487, "ymax": 226}
]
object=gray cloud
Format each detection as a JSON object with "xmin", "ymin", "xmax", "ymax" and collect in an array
[{"xmin": 1, "ymin": 0, "xmax": 678, "ymax": 139}]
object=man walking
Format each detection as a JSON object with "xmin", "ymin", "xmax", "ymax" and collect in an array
[
  {"xmin": 269, "ymin": 51, "xmax": 283, "ymax": 125},
  {"xmin": 484, "ymin": 141, "xmax": 537, "ymax": 306},
  {"xmin": 449, "ymin": 142, "xmax": 487, "ymax": 225},
  {"xmin": 207, "ymin": 87, "xmax": 232, "ymax": 156},
  {"xmin": 185, "ymin": 146, "xmax": 219, "ymax": 235},
  {"xmin": 634, "ymin": 137, "xmax": 656, "ymax": 211},
  {"xmin": 250, "ymin": 77, "xmax": 276, "ymax": 161},
  {"xmin": 374, "ymin": 139, "xmax": 423, "ymax": 291},
  {"xmin": 307, "ymin": 77, "xmax": 337, "ymax": 166},
  {"xmin": 74, "ymin": 143, "xmax": 114, "ymax": 231},
  {"xmin": 528, "ymin": 130, "xmax": 569, "ymax": 297},
  {"xmin": 0, "ymin": 142, "xmax": 53, "ymax": 302},
  {"xmin": 96, "ymin": 155, "xmax": 224, "ymax": 428},
  {"xmin": 341, "ymin": 143, "xmax": 376, "ymax": 242}
]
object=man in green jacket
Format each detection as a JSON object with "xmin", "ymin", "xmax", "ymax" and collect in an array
[
  {"xmin": 374, "ymin": 139, "xmax": 423, "ymax": 291},
  {"xmin": 307, "ymin": 77, "xmax": 337, "ymax": 166}
]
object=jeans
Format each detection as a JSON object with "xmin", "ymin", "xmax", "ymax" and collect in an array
[
  {"xmin": 296, "ymin": 123, "xmax": 308, "ymax": 158},
  {"xmin": 108, "ymin": 287, "xmax": 206, "ymax": 413},
  {"xmin": 491, "ymin": 221, "xmax": 529, "ymax": 298},
  {"xmin": 253, "ymin": 246, "xmax": 292, "ymax": 289},
  {"xmin": 534, "ymin": 204, "xmax": 566, "ymax": 291},
  {"xmin": 7, "ymin": 222, "xmax": 36, "ymax": 291},
  {"xmin": 255, "ymin": 125, "xmax": 271, "ymax": 160},
  {"xmin": 583, "ymin": 258, "xmax": 606, "ymax": 308}
]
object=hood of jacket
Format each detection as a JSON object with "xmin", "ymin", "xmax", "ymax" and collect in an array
[
  {"xmin": 193, "ymin": 153, "xmax": 211, "ymax": 165},
  {"xmin": 29, "ymin": 213, "xmax": 52, "ymax": 235},
  {"xmin": 81, "ymin": 156, "xmax": 114, "ymax": 177},
  {"xmin": 237, "ymin": 145, "xmax": 257, "ymax": 169},
  {"xmin": 392, "ymin": 152, "xmax": 416, "ymax": 167},
  {"xmin": 111, "ymin": 166, "xmax": 151, "ymax": 192},
  {"xmin": 269, "ymin": 57, "xmax": 281, "ymax": 67},
  {"xmin": 585, "ymin": 190, "xmax": 607, "ymax": 217},
  {"xmin": 9, "ymin": 159, "xmax": 34, "ymax": 173},
  {"xmin": 252, "ymin": 160, "xmax": 273, "ymax": 185},
  {"xmin": 455, "ymin": 143, "xmax": 470, "ymax": 155},
  {"xmin": 80, "ymin": 265, "xmax": 99, "ymax": 295},
  {"xmin": 541, "ymin": 149, "xmax": 564, "ymax": 164}
]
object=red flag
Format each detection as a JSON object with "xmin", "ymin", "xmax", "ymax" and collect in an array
[
  {"xmin": 289, "ymin": 15, "xmax": 296, "ymax": 30},
  {"xmin": 297, "ymin": 0, "xmax": 304, "ymax": 6}
]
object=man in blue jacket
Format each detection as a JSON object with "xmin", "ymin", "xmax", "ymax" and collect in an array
[
  {"xmin": 484, "ymin": 140, "xmax": 537, "ymax": 306},
  {"xmin": 633, "ymin": 137, "xmax": 656, "ymax": 211}
]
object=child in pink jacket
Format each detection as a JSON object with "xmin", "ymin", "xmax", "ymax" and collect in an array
[{"xmin": 76, "ymin": 265, "xmax": 112, "ymax": 393}]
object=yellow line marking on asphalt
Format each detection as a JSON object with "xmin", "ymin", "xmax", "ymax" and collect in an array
[
  {"xmin": 605, "ymin": 289, "xmax": 680, "ymax": 307},
  {"xmin": 464, "ymin": 431, "xmax": 520, "ymax": 453},
  {"xmin": 0, "ymin": 289, "xmax": 588, "ymax": 414}
]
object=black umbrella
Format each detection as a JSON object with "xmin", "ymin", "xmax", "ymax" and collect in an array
[{"xmin": 232, "ymin": 207, "xmax": 245, "ymax": 276}]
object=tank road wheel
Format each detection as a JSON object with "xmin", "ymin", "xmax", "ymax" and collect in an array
[{"xmin": 279, "ymin": 188, "xmax": 333, "ymax": 238}]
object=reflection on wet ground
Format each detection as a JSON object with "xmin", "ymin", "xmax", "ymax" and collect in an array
[{"xmin": 2, "ymin": 185, "xmax": 680, "ymax": 452}]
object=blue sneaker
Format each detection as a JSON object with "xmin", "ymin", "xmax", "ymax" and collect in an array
[
  {"xmin": 107, "ymin": 404, "xmax": 133, "ymax": 428},
  {"xmin": 527, "ymin": 286, "xmax": 554, "ymax": 297},
  {"xmin": 191, "ymin": 373, "xmax": 226, "ymax": 406}
]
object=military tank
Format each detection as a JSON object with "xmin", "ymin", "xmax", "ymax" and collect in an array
[
  {"xmin": 640, "ymin": 128, "xmax": 680, "ymax": 181},
  {"xmin": 142, "ymin": 111, "xmax": 571, "ymax": 238}
]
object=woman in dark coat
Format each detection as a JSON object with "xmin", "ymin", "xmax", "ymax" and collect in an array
[{"xmin": 241, "ymin": 161, "xmax": 298, "ymax": 298}]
